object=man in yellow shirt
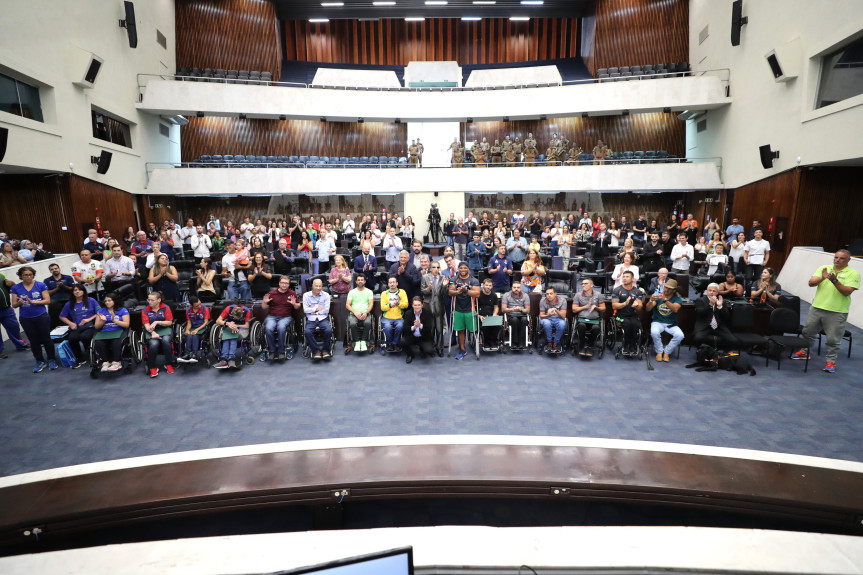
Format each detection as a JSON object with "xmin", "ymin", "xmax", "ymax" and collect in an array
[{"xmin": 380, "ymin": 276, "xmax": 408, "ymax": 353}]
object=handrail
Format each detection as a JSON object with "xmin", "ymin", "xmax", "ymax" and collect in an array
[{"xmin": 137, "ymin": 68, "xmax": 731, "ymax": 95}]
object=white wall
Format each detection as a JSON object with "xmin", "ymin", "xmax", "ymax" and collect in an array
[
  {"xmin": 403, "ymin": 191, "xmax": 465, "ymax": 241},
  {"xmin": 138, "ymin": 76, "xmax": 730, "ymax": 123},
  {"xmin": 689, "ymin": 0, "xmax": 863, "ymax": 188},
  {"xmin": 0, "ymin": 0, "xmax": 177, "ymax": 193},
  {"xmin": 406, "ymin": 122, "xmax": 460, "ymax": 167}
]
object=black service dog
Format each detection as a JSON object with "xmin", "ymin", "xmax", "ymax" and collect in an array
[{"xmin": 686, "ymin": 344, "xmax": 757, "ymax": 376}]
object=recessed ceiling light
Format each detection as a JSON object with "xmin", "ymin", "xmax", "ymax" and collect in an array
[
  {"xmin": 461, "ymin": 17, "xmax": 481, "ymax": 21},
  {"xmin": 309, "ymin": 18, "xmax": 330, "ymax": 23},
  {"xmin": 320, "ymin": 2, "xmax": 344, "ymax": 6},
  {"xmin": 473, "ymin": 1, "xmax": 495, "ymax": 4},
  {"xmin": 521, "ymin": 0, "xmax": 544, "ymax": 4},
  {"xmin": 405, "ymin": 17, "xmax": 425, "ymax": 21},
  {"xmin": 510, "ymin": 17, "xmax": 530, "ymax": 21},
  {"xmin": 373, "ymin": 1, "xmax": 396, "ymax": 5},
  {"xmin": 425, "ymin": 1, "xmax": 447, "ymax": 4}
]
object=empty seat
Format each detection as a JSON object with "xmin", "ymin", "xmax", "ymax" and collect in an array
[
  {"xmin": 633, "ymin": 151, "xmax": 645, "ymax": 162},
  {"xmin": 644, "ymin": 151, "xmax": 656, "ymax": 161},
  {"xmin": 349, "ymin": 157, "xmax": 359, "ymax": 164},
  {"xmin": 249, "ymin": 71, "xmax": 261, "ymax": 78},
  {"xmin": 620, "ymin": 66, "xmax": 630, "ymax": 74},
  {"xmin": 667, "ymin": 62, "xmax": 678, "ymax": 73},
  {"xmin": 622, "ymin": 151, "xmax": 634, "ymax": 162},
  {"xmin": 234, "ymin": 155, "xmax": 245, "ymax": 163},
  {"xmin": 203, "ymin": 68, "xmax": 213, "ymax": 75},
  {"xmin": 621, "ymin": 71, "xmax": 632, "ymax": 77},
  {"xmin": 266, "ymin": 155, "xmax": 276, "ymax": 165},
  {"xmin": 642, "ymin": 64, "xmax": 654, "ymax": 72},
  {"xmin": 200, "ymin": 154, "xmax": 212, "ymax": 165},
  {"xmin": 608, "ymin": 67, "xmax": 619, "ymax": 74},
  {"xmin": 320, "ymin": 156, "xmax": 329, "ymax": 163},
  {"xmin": 630, "ymin": 65, "xmax": 642, "ymax": 74},
  {"xmin": 228, "ymin": 70, "xmax": 238, "ymax": 76},
  {"xmin": 598, "ymin": 73, "xmax": 610, "ymax": 80},
  {"xmin": 309, "ymin": 156, "xmax": 320, "ymax": 164},
  {"xmin": 597, "ymin": 68, "xmax": 608, "ymax": 76},
  {"xmin": 215, "ymin": 69, "xmax": 227, "ymax": 76},
  {"xmin": 656, "ymin": 150, "xmax": 669, "ymax": 162},
  {"xmin": 298, "ymin": 155, "xmax": 309, "ymax": 165},
  {"xmin": 369, "ymin": 156, "xmax": 378, "ymax": 164},
  {"xmin": 359, "ymin": 156, "xmax": 369, "ymax": 164},
  {"xmin": 398, "ymin": 157, "xmax": 407, "ymax": 166},
  {"xmin": 609, "ymin": 72, "xmax": 621, "ymax": 79},
  {"xmin": 288, "ymin": 155, "xmax": 299, "ymax": 164},
  {"xmin": 223, "ymin": 154, "xmax": 234, "ymax": 164}
]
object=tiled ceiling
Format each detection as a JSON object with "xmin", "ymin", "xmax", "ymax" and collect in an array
[{"xmin": 275, "ymin": 0, "xmax": 591, "ymax": 21}]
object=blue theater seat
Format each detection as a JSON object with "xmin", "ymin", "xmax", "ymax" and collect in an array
[
  {"xmin": 634, "ymin": 151, "xmax": 645, "ymax": 163},
  {"xmin": 298, "ymin": 155, "xmax": 309, "ymax": 165}
]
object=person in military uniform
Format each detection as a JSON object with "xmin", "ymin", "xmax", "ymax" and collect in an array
[
  {"xmin": 549, "ymin": 132, "xmax": 559, "ymax": 151},
  {"xmin": 490, "ymin": 139, "xmax": 503, "ymax": 166},
  {"xmin": 545, "ymin": 146, "xmax": 558, "ymax": 167},
  {"xmin": 416, "ymin": 138, "xmax": 424, "ymax": 167},
  {"xmin": 450, "ymin": 137, "xmax": 461, "ymax": 158},
  {"xmin": 556, "ymin": 134, "xmax": 569, "ymax": 161},
  {"xmin": 480, "ymin": 137, "xmax": 490, "ymax": 156},
  {"xmin": 504, "ymin": 147, "xmax": 516, "ymax": 166},
  {"xmin": 408, "ymin": 139, "xmax": 420, "ymax": 166},
  {"xmin": 501, "ymin": 136, "xmax": 513, "ymax": 154},
  {"xmin": 593, "ymin": 139, "xmax": 610, "ymax": 165},
  {"xmin": 512, "ymin": 137, "xmax": 524, "ymax": 164},
  {"xmin": 452, "ymin": 143, "xmax": 465, "ymax": 168},
  {"xmin": 473, "ymin": 141, "xmax": 488, "ymax": 167},
  {"xmin": 567, "ymin": 143, "xmax": 584, "ymax": 166},
  {"xmin": 523, "ymin": 145, "xmax": 538, "ymax": 167},
  {"xmin": 524, "ymin": 132, "xmax": 537, "ymax": 153}
]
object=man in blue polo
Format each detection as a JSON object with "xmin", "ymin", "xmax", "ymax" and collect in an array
[{"xmin": 487, "ymin": 244, "xmax": 512, "ymax": 293}]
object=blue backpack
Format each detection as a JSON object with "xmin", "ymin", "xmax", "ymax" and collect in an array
[{"xmin": 55, "ymin": 340, "xmax": 76, "ymax": 368}]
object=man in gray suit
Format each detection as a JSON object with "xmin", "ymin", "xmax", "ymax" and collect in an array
[{"xmin": 421, "ymin": 257, "xmax": 449, "ymax": 351}]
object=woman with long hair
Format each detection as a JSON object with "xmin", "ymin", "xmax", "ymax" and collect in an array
[
  {"xmin": 729, "ymin": 231, "xmax": 747, "ymax": 274},
  {"xmin": 148, "ymin": 253, "xmax": 180, "ymax": 302},
  {"xmin": 612, "ymin": 252, "xmax": 640, "ymax": 288},
  {"xmin": 608, "ymin": 220, "xmax": 621, "ymax": 248},
  {"xmin": 59, "ymin": 284, "xmax": 99, "ymax": 368},
  {"xmin": 298, "ymin": 230, "xmax": 314, "ymax": 259},
  {"xmin": 576, "ymin": 223, "xmax": 593, "ymax": 243},
  {"xmin": 124, "ymin": 226, "xmax": 136, "ymax": 248},
  {"xmin": 142, "ymin": 290, "xmax": 176, "ymax": 378},
  {"xmin": 707, "ymin": 230, "xmax": 724, "ymax": 255},
  {"xmin": 592, "ymin": 215, "xmax": 604, "ymax": 234},
  {"xmin": 359, "ymin": 229, "xmax": 376, "ymax": 252},
  {"xmin": 195, "ymin": 257, "xmax": 217, "ymax": 302},
  {"xmin": 328, "ymin": 255, "xmax": 352, "ymax": 295},
  {"xmin": 400, "ymin": 216, "xmax": 414, "ymax": 240},
  {"xmin": 93, "ymin": 292, "xmax": 131, "ymax": 372},
  {"xmin": 558, "ymin": 224, "xmax": 573, "ymax": 268},
  {"xmin": 249, "ymin": 236, "xmax": 268, "ymax": 260},
  {"xmin": 0, "ymin": 242, "xmax": 26, "ymax": 268},
  {"xmin": 520, "ymin": 248, "xmax": 546, "ymax": 293},
  {"xmin": 751, "ymin": 267, "xmax": 781, "ymax": 305},
  {"xmin": 617, "ymin": 237, "xmax": 638, "ymax": 263},
  {"xmin": 247, "ymin": 252, "xmax": 273, "ymax": 299},
  {"xmin": 11, "ymin": 266, "xmax": 55, "ymax": 371}
]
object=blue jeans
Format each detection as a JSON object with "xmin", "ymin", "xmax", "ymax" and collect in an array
[
  {"xmin": 381, "ymin": 317, "xmax": 404, "ymax": 346},
  {"xmin": 0, "ymin": 307, "xmax": 27, "ymax": 353},
  {"xmin": 226, "ymin": 280, "xmax": 251, "ymax": 300},
  {"xmin": 186, "ymin": 333, "xmax": 202, "ymax": 356},
  {"xmin": 265, "ymin": 315, "xmax": 293, "ymax": 353},
  {"xmin": 220, "ymin": 339, "xmax": 238, "ymax": 359},
  {"xmin": 541, "ymin": 316, "xmax": 566, "ymax": 344},
  {"xmin": 304, "ymin": 318, "xmax": 332, "ymax": 352},
  {"xmin": 651, "ymin": 322, "xmax": 684, "ymax": 354}
]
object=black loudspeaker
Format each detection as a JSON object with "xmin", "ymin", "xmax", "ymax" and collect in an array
[
  {"xmin": 766, "ymin": 53, "xmax": 783, "ymax": 79},
  {"xmin": 0, "ymin": 127, "xmax": 7, "ymax": 163},
  {"xmin": 759, "ymin": 145, "xmax": 779, "ymax": 169},
  {"xmin": 91, "ymin": 150, "xmax": 113, "ymax": 174},
  {"xmin": 730, "ymin": 0, "xmax": 748, "ymax": 47},
  {"xmin": 119, "ymin": 1, "xmax": 138, "ymax": 49}
]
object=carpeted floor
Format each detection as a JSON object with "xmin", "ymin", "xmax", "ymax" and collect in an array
[{"xmin": 1, "ymin": 301, "xmax": 862, "ymax": 477}]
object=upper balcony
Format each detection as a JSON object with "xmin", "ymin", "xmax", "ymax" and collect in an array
[{"xmin": 136, "ymin": 70, "xmax": 731, "ymax": 122}]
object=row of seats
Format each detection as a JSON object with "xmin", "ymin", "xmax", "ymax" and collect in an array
[
  {"xmin": 597, "ymin": 62, "xmax": 691, "ymax": 81},
  {"xmin": 176, "ymin": 67, "xmax": 273, "ymax": 85},
  {"xmin": 186, "ymin": 155, "xmax": 417, "ymax": 168},
  {"xmin": 459, "ymin": 150, "xmax": 680, "ymax": 166}
]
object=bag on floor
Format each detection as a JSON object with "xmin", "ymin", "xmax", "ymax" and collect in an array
[{"xmin": 55, "ymin": 340, "xmax": 76, "ymax": 368}]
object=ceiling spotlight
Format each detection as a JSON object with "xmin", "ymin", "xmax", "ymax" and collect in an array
[
  {"xmin": 521, "ymin": 0, "xmax": 544, "ymax": 4},
  {"xmin": 581, "ymin": 112, "xmax": 589, "ymax": 118},
  {"xmin": 357, "ymin": 117, "xmax": 365, "ymax": 123},
  {"xmin": 473, "ymin": 1, "xmax": 496, "ymax": 4},
  {"xmin": 461, "ymin": 17, "xmax": 481, "ymax": 21},
  {"xmin": 373, "ymin": 1, "xmax": 396, "ymax": 5},
  {"xmin": 425, "ymin": 0, "xmax": 447, "ymax": 4},
  {"xmin": 663, "ymin": 107, "xmax": 672, "ymax": 113},
  {"xmin": 239, "ymin": 113, "xmax": 247, "ymax": 119},
  {"xmin": 503, "ymin": 116, "xmax": 510, "ymax": 122},
  {"xmin": 622, "ymin": 109, "xmax": 630, "ymax": 116},
  {"xmin": 510, "ymin": 17, "xmax": 530, "ymax": 21},
  {"xmin": 196, "ymin": 111, "xmax": 204, "ymax": 118},
  {"xmin": 279, "ymin": 114, "xmax": 287, "ymax": 120},
  {"xmin": 320, "ymin": 2, "xmax": 344, "ymax": 5}
]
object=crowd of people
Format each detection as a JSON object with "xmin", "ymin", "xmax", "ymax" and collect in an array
[
  {"xmin": 0, "ymin": 233, "xmax": 52, "ymax": 268},
  {"xmin": 450, "ymin": 134, "xmax": 613, "ymax": 166},
  {"xmin": 0, "ymin": 207, "xmax": 857, "ymax": 375}
]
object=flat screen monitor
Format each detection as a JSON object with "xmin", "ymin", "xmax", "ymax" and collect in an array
[{"xmin": 267, "ymin": 546, "xmax": 414, "ymax": 575}]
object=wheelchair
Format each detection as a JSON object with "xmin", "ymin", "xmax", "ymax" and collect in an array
[
  {"xmin": 378, "ymin": 313, "xmax": 404, "ymax": 354},
  {"xmin": 478, "ymin": 314, "xmax": 504, "ymax": 353},
  {"xmin": 570, "ymin": 317, "xmax": 607, "ymax": 359},
  {"xmin": 138, "ymin": 321, "xmax": 182, "ymax": 374},
  {"xmin": 502, "ymin": 312, "xmax": 533, "ymax": 354},
  {"xmin": 535, "ymin": 314, "xmax": 569, "ymax": 356},
  {"xmin": 262, "ymin": 317, "xmax": 298, "ymax": 362},
  {"xmin": 208, "ymin": 317, "xmax": 263, "ymax": 368},
  {"xmin": 177, "ymin": 322, "xmax": 216, "ymax": 367},
  {"xmin": 301, "ymin": 314, "xmax": 336, "ymax": 359},
  {"xmin": 89, "ymin": 329, "xmax": 141, "ymax": 379},
  {"xmin": 345, "ymin": 313, "xmax": 377, "ymax": 355},
  {"xmin": 608, "ymin": 313, "xmax": 645, "ymax": 360}
]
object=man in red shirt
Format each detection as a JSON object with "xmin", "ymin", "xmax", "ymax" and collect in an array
[{"xmin": 261, "ymin": 276, "xmax": 301, "ymax": 360}]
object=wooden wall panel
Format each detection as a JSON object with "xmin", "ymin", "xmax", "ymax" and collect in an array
[
  {"xmin": 461, "ymin": 113, "xmax": 685, "ymax": 158},
  {"xmin": 0, "ymin": 175, "xmax": 137, "ymax": 255},
  {"xmin": 584, "ymin": 0, "xmax": 688, "ymax": 76},
  {"xmin": 285, "ymin": 18, "xmax": 579, "ymax": 66},
  {"xmin": 794, "ymin": 167, "xmax": 863, "ymax": 254},
  {"xmin": 580, "ymin": 3, "xmax": 597, "ymax": 80},
  {"xmin": 181, "ymin": 117, "xmax": 408, "ymax": 161},
  {"xmin": 176, "ymin": 0, "xmax": 281, "ymax": 79}
]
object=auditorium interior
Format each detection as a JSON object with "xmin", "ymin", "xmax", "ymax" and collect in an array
[{"xmin": 2, "ymin": 0, "xmax": 863, "ymax": 572}]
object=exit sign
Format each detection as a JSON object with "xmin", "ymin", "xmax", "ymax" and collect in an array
[
  {"xmin": 154, "ymin": 203, "xmax": 164, "ymax": 208},
  {"xmin": 704, "ymin": 198, "xmax": 715, "ymax": 203}
]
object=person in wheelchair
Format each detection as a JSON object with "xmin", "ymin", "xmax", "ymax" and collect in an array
[
  {"xmin": 449, "ymin": 262, "xmax": 480, "ymax": 360},
  {"xmin": 302, "ymin": 278, "xmax": 333, "ymax": 360},
  {"xmin": 646, "ymin": 278, "xmax": 684, "ymax": 363},
  {"xmin": 214, "ymin": 303, "xmax": 252, "ymax": 369},
  {"xmin": 345, "ymin": 273, "xmax": 374, "ymax": 354},
  {"xmin": 539, "ymin": 286, "xmax": 567, "ymax": 353},
  {"xmin": 502, "ymin": 280, "xmax": 530, "ymax": 349},
  {"xmin": 380, "ymin": 276, "xmax": 409, "ymax": 353},
  {"xmin": 142, "ymin": 290, "xmax": 176, "ymax": 378},
  {"xmin": 178, "ymin": 294, "xmax": 210, "ymax": 363},
  {"xmin": 401, "ymin": 296, "xmax": 435, "ymax": 363},
  {"xmin": 92, "ymin": 292, "xmax": 131, "ymax": 373},
  {"xmin": 477, "ymin": 277, "xmax": 502, "ymax": 350},
  {"xmin": 262, "ymin": 276, "xmax": 301, "ymax": 360},
  {"xmin": 59, "ymin": 284, "xmax": 99, "ymax": 369},
  {"xmin": 572, "ymin": 278, "xmax": 605, "ymax": 357},
  {"xmin": 611, "ymin": 270, "xmax": 643, "ymax": 355}
]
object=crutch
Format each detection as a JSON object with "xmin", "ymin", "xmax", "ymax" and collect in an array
[
  {"xmin": 447, "ymin": 294, "xmax": 456, "ymax": 357},
  {"xmin": 472, "ymin": 296, "xmax": 481, "ymax": 360}
]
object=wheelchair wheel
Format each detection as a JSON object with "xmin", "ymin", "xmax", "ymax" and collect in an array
[
  {"xmin": 245, "ymin": 356, "xmax": 255, "ymax": 366},
  {"xmin": 249, "ymin": 320, "xmax": 263, "ymax": 356},
  {"xmin": 209, "ymin": 325, "xmax": 224, "ymax": 361},
  {"xmin": 124, "ymin": 363, "xmax": 134, "ymax": 374}
]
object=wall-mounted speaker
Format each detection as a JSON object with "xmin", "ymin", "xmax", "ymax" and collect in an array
[
  {"xmin": 119, "ymin": 1, "xmax": 138, "ymax": 49},
  {"xmin": 730, "ymin": 0, "xmax": 748, "ymax": 47},
  {"xmin": 759, "ymin": 145, "xmax": 779, "ymax": 169},
  {"xmin": 0, "ymin": 127, "xmax": 8, "ymax": 163},
  {"xmin": 765, "ymin": 39, "xmax": 801, "ymax": 82},
  {"xmin": 72, "ymin": 52, "xmax": 104, "ymax": 89},
  {"xmin": 91, "ymin": 150, "xmax": 113, "ymax": 174}
]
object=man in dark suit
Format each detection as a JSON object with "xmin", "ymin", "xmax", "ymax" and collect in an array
[
  {"xmin": 694, "ymin": 283, "xmax": 738, "ymax": 349},
  {"xmin": 353, "ymin": 242, "xmax": 378, "ymax": 291},
  {"xmin": 401, "ymin": 296, "xmax": 436, "ymax": 363},
  {"xmin": 272, "ymin": 239, "xmax": 296, "ymax": 275},
  {"xmin": 388, "ymin": 250, "xmax": 421, "ymax": 301}
]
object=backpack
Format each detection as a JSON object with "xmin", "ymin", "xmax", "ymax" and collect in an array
[{"xmin": 55, "ymin": 340, "xmax": 77, "ymax": 368}]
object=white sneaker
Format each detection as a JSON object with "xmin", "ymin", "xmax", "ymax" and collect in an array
[
  {"xmin": 109, "ymin": 361, "xmax": 123, "ymax": 371},
  {"xmin": 100, "ymin": 362, "xmax": 111, "ymax": 372}
]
